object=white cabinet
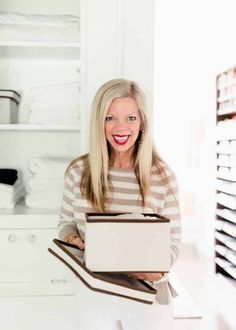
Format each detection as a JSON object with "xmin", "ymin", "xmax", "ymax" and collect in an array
[
  {"xmin": 0, "ymin": 0, "xmax": 155, "ymax": 327},
  {"xmin": 0, "ymin": 214, "xmax": 75, "ymax": 286},
  {"xmin": 0, "ymin": 0, "xmax": 82, "ymax": 184},
  {"xmin": 0, "ymin": 227, "xmax": 75, "ymax": 283},
  {"xmin": 0, "ymin": 215, "xmax": 77, "ymax": 329},
  {"xmin": 0, "ymin": 295, "xmax": 77, "ymax": 330}
]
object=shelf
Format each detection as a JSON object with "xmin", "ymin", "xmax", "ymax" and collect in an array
[
  {"xmin": 0, "ymin": 124, "xmax": 80, "ymax": 131},
  {"xmin": 216, "ymin": 184, "xmax": 236, "ymax": 197},
  {"xmin": 215, "ymin": 257, "xmax": 236, "ymax": 279},
  {"xmin": 217, "ymin": 95, "xmax": 236, "ymax": 103},
  {"xmin": 217, "ymin": 108, "xmax": 236, "ymax": 116},
  {"xmin": 0, "ymin": 42, "xmax": 80, "ymax": 60},
  {"xmin": 216, "ymin": 219, "xmax": 225, "ymax": 231},
  {"xmin": 216, "ymin": 147, "xmax": 236, "ymax": 155},
  {"xmin": 216, "ymin": 123, "xmax": 236, "ymax": 140},
  {"xmin": 217, "ymin": 172, "xmax": 236, "ymax": 182},
  {"xmin": 216, "ymin": 193, "xmax": 236, "ymax": 210},
  {"xmin": 0, "ymin": 41, "xmax": 80, "ymax": 48},
  {"xmin": 217, "ymin": 79, "xmax": 236, "ymax": 91},
  {"xmin": 216, "ymin": 219, "xmax": 236, "ymax": 238},
  {"xmin": 215, "ymin": 232, "xmax": 236, "ymax": 252},
  {"xmin": 216, "ymin": 160, "xmax": 236, "ymax": 168},
  {"xmin": 0, "ymin": 202, "xmax": 60, "ymax": 228},
  {"xmin": 216, "ymin": 208, "xmax": 236, "ymax": 224},
  {"xmin": 223, "ymin": 267, "xmax": 236, "ymax": 279},
  {"xmin": 215, "ymin": 244, "xmax": 236, "ymax": 265},
  {"xmin": 0, "ymin": 201, "xmax": 58, "ymax": 215}
]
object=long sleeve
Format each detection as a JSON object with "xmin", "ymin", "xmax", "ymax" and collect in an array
[
  {"xmin": 161, "ymin": 172, "xmax": 181, "ymax": 267},
  {"xmin": 58, "ymin": 167, "xmax": 79, "ymax": 240}
]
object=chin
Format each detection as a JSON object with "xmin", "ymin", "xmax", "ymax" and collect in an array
[{"xmin": 111, "ymin": 144, "xmax": 134, "ymax": 153}]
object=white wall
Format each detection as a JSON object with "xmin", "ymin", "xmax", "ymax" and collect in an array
[{"xmin": 154, "ymin": 0, "xmax": 236, "ymax": 256}]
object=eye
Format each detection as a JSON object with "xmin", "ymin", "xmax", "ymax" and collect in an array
[
  {"xmin": 105, "ymin": 115, "xmax": 115, "ymax": 122},
  {"xmin": 128, "ymin": 115, "xmax": 137, "ymax": 121}
]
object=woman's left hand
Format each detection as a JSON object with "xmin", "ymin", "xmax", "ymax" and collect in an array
[{"xmin": 128, "ymin": 272, "xmax": 164, "ymax": 282}]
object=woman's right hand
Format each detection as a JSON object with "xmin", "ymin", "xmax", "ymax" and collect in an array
[
  {"xmin": 71, "ymin": 236, "xmax": 85, "ymax": 250},
  {"xmin": 74, "ymin": 237, "xmax": 85, "ymax": 250}
]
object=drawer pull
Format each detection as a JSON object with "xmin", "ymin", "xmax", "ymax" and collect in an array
[
  {"xmin": 28, "ymin": 234, "xmax": 37, "ymax": 243},
  {"xmin": 51, "ymin": 278, "xmax": 66, "ymax": 284},
  {"xmin": 7, "ymin": 234, "xmax": 17, "ymax": 243}
]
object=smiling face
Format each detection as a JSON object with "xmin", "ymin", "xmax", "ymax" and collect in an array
[{"xmin": 104, "ymin": 97, "xmax": 142, "ymax": 159}]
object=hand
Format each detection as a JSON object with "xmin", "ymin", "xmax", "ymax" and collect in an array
[
  {"xmin": 128, "ymin": 272, "xmax": 164, "ymax": 282},
  {"xmin": 70, "ymin": 237, "xmax": 85, "ymax": 250}
]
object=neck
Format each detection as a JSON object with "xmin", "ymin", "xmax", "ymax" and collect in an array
[{"xmin": 110, "ymin": 150, "xmax": 134, "ymax": 169}]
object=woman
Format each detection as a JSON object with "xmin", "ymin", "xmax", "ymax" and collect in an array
[{"xmin": 58, "ymin": 79, "xmax": 181, "ymax": 330}]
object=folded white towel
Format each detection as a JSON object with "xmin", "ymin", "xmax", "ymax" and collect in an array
[
  {"xmin": 230, "ymin": 168, "xmax": 236, "ymax": 176},
  {"xmin": 30, "ymin": 81, "xmax": 80, "ymax": 101},
  {"xmin": 0, "ymin": 178, "xmax": 24, "ymax": 193},
  {"xmin": 0, "ymin": 190, "xmax": 24, "ymax": 208},
  {"xmin": 217, "ymin": 192, "xmax": 236, "ymax": 209},
  {"xmin": 28, "ymin": 113, "xmax": 80, "ymax": 125},
  {"xmin": 0, "ymin": 187, "xmax": 25, "ymax": 200},
  {"xmin": 25, "ymin": 192, "xmax": 62, "ymax": 209},
  {"xmin": 27, "ymin": 176, "xmax": 64, "ymax": 191},
  {"xmin": 29, "ymin": 99, "xmax": 80, "ymax": 113},
  {"xmin": 27, "ymin": 187, "xmax": 64, "ymax": 195},
  {"xmin": 217, "ymin": 154, "xmax": 230, "ymax": 162},
  {"xmin": 28, "ymin": 158, "xmax": 70, "ymax": 178},
  {"xmin": 218, "ymin": 166, "xmax": 230, "ymax": 174},
  {"xmin": 230, "ymin": 155, "xmax": 236, "ymax": 164},
  {"xmin": 0, "ymin": 201, "xmax": 16, "ymax": 209},
  {"xmin": 30, "ymin": 90, "xmax": 80, "ymax": 102},
  {"xmin": 216, "ymin": 179, "xmax": 236, "ymax": 195},
  {"xmin": 230, "ymin": 140, "xmax": 236, "ymax": 148},
  {"xmin": 0, "ymin": 12, "xmax": 79, "ymax": 25},
  {"xmin": 26, "ymin": 190, "xmax": 62, "ymax": 200},
  {"xmin": 0, "ymin": 12, "xmax": 80, "ymax": 43}
]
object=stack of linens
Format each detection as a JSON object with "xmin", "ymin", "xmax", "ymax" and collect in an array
[
  {"xmin": 0, "ymin": 169, "xmax": 25, "ymax": 208},
  {"xmin": 28, "ymin": 81, "xmax": 80, "ymax": 125},
  {"xmin": 0, "ymin": 12, "xmax": 80, "ymax": 43},
  {"xmin": 26, "ymin": 158, "xmax": 70, "ymax": 209}
]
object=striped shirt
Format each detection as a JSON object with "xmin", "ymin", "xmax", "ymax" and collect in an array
[{"xmin": 58, "ymin": 158, "xmax": 181, "ymax": 304}]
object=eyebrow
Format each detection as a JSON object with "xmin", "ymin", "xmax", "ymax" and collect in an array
[{"xmin": 106, "ymin": 113, "xmax": 138, "ymax": 117}]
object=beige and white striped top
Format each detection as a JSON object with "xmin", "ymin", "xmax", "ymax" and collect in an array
[{"xmin": 58, "ymin": 158, "xmax": 181, "ymax": 304}]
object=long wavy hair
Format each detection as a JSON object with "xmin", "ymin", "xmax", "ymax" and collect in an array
[{"xmin": 68, "ymin": 79, "xmax": 170, "ymax": 211}]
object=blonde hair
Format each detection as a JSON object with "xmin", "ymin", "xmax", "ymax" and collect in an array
[{"xmin": 68, "ymin": 79, "xmax": 170, "ymax": 211}]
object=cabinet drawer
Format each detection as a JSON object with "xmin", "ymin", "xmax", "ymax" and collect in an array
[
  {"xmin": 0, "ymin": 295, "xmax": 77, "ymax": 330},
  {"xmin": 0, "ymin": 229, "xmax": 75, "ymax": 283}
]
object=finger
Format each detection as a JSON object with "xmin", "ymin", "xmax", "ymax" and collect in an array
[
  {"xmin": 134, "ymin": 275, "xmax": 146, "ymax": 280},
  {"xmin": 78, "ymin": 241, "xmax": 85, "ymax": 250},
  {"xmin": 71, "ymin": 237, "xmax": 85, "ymax": 250},
  {"xmin": 146, "ymin": 273, "xmax": 165, "ymax": 282},
  {"xmin": 128, "ymin": 273, "xmax": 145, "ymax": 280}
]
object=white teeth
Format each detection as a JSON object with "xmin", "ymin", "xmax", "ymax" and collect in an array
[{"xmin": 113, "ymin": 135, "xmax": 128, "ymax": 142}]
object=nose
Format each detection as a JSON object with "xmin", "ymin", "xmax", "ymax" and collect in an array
[
  {"xmin": 113, "ymin": 122, "xmax": 128, "ymax": 133},
  {"xmin": 114, "ymin": 117, "xmax": 127, "ymax": 129}
]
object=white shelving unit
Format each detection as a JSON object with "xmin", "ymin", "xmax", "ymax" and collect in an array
[
  {"xmin": 216, "ymin": 67, "xmax": 236, "ymax": 281},
  {"xmin": 0, "ymin": 0, "xmax": 155, "ymax": 327},
  {"xmin": 0, "ymin": 2, "xmax": 83, "ymax": 327},
  {"xmin": 0, "ymin": 1, "xmax": 82, "ymax": 207}
]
